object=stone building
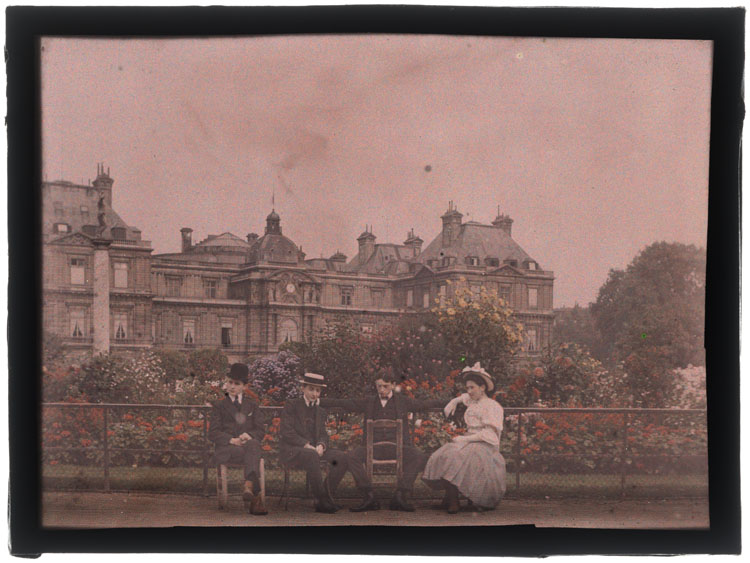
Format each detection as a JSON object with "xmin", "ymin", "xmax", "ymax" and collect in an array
[{"xmin": 43, "ymin": 167, "xmax": 554, "ymax": 363}]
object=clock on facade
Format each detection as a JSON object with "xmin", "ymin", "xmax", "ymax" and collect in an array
[{"xmin": 285, "ymin": 283, "xmax": 296, "ymax": 294}]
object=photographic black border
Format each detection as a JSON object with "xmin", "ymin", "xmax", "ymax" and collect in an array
[{"xmin": 7, "ymin": 5, "xmax": 743, "ymax": 556}]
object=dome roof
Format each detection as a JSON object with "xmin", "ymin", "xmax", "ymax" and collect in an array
[{"xmin": 266, "ymin": 210, "xmax": 280, "ymax": 221}]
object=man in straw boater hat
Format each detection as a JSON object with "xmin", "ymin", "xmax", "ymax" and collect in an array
[
  {"xmin": 279, "ymin": 372, "xmax": 378, "ymax": 513},
  {"xmin": 208, "ymin": 363, "xmax": 268, "ymax": 515}
]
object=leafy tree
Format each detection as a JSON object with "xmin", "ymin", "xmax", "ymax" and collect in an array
[
  {"xmin": 187, "ymin": 348, "xmax": 229, "ymax": 383},
  {"xmin": 552, "ymin": 305, "xmax": 607, "ymax": 362},
  {"xmin": 590, "ymin": 242, "xmax": 706, "ymax": 369},
  {"xmin": 42, "ymin": 330, "xmax": 66, "ymax": 370},
  {"xmin": 283, "ymin": 318, "xmax": 372, "ymax": 399},
  {"xmin": 590, "ymin": 242, "xmax": 706, "ymax": 407},
  {"xmin": 152, "ymin": 349, "xmax": 190, "ymax": 383},
  {"xmin": 77, "ymin": 352, "xmax": 169, "ymax": 404}
]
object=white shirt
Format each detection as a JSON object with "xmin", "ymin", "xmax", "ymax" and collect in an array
[
  {"xmin": 229, "ymin": 393, "xmax": 243, "ymax": 405},
  {"xmin": 458, "ymin": 394, "xmax": 504, "ymax": 447},
  {"xmin": 304, "ymin": 397, "xmax": 320, "ymax": 407},
  {"xmin": 379, "ymin": 392, "xmax": 394, "ymax": 408}
]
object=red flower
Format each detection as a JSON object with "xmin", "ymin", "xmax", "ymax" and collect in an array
[
  {"xmin": 123, "ymin": 414, "xmax": 134, "ymax": 421},
  {"xmin": 174, "ymin": 422, "xmax": 184, "ymax": 432},
  {"xmin": 262, "ymin": 444, "xmax": 272, "ymax": 451},
  {"xmin": 263, "ymin": 434, "xmax": 274, "ymax": 441}
]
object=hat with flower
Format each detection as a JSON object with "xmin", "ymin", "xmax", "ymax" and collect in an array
[{"xmin": 461, "ymin": 362, "xmax": 494, "ymax": 392}]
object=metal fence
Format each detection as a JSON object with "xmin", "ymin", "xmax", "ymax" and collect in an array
[{"xmin": 42, "ymin": 403, "xmax": 707, "ymax": 501}]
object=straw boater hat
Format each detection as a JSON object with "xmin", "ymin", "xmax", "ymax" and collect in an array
[
  {"xmin": 299, "ymin": 372, "xmax": 327, "ymax": 388},
  {"xmin": 461, "ymin": 362, "xmax": 494, "ymax": 392}
]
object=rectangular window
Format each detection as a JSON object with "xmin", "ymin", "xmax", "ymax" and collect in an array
[
  {"xmin": 221, "ymin": 327, "xmax": 232, "ymax": 347},
  {"xmin": 371, "ymin": 289, "xmax": 384, "ymax": 308},
  {"xmin": 439, "ymin": 285, "xmax": 446, "ymax": 306},
  {"xmin": 471, "ymin": 285, "xmax": 481, "ymax": 297},
  {"xmin": 113, "ymin": 262, "xmax": 128, "ymax": 288},
  {"xmin": 183, "ymin": 319, "xmax": 195, "ymax": 344},
  {"xmin": 70, "ymin": 258, "xmax": 86, "ymax": 285},
  {"xmin": 423, "ymin": 291, "xmax": 430, "ymax": 309},
  {"xmin": 340, "ymin": 287, "xmax": 352, "ymax": 306},
  {"xmin": 80, "ymin": 205, "xmax": 90, "ymax": 221},
  {"xmin": 406, "ymin": 289, "xmax": 413, "ymax": 307},
  {"xmin": 54, "ymin": 201, "xmax": 64, "ymax": 217},
  {"xmin": 499, "ymin": 284, "xmax": 511, "ymax": 304},
  {"xmin": 528, "ymin": 287, "xmax": 538, "ymax": 309},
  {"xmin": 526, "ymin": 328, "xmax": 538, "ymax": 352},
  {"xmin": 166, "ymin": 276, "xmax": 182, "ymax": 297},
  {"xmin": 70, "ymin": 309, "xmax": 85, "ymax": 338},
  {"xmin": 204, "ymin": 279, "xmax": 218, "ymax": 298},
  {"xmin": 114, "ymin": 312, "xmax": 127, "ymax": 340}
]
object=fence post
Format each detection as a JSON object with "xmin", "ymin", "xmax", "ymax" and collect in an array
[
  {"xmin": 103, "ymin": 406, "xmax": 110, "ymax": 492},
  {"xmin": 515, "ymin": 412, "xmax": 522, "ymax": 498},
  {"xmin": 202, "ymin": 407, "xmax": 210, "ymax": 497},
  {"xmin": 619, "ymin": 411, "xmax": 629, "ymax": 498}
]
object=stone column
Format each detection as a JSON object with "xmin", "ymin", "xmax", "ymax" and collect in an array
[{"xmin": 92, "ymin": 239, "xmax": 112, "ymax": 354}]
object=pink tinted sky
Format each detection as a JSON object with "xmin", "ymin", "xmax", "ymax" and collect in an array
[{"xmin": 41, "ymin": 36, "xmax": 712, "ymax": 307}]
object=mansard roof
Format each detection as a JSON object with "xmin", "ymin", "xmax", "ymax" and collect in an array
[
  {"xmin": 246, "ymin": 232, "xmax": 303, "ymax": 265},
  {"xmin": 194, "ymin": 232, "xmax": 250, "ymax": 248},
  {"xmin": 417, "ymin": 221, "xmax": 535, "ymax": 266},
  {"xmin": 344, "ymin": 243, "xmax": 412, "ymax": 274}
]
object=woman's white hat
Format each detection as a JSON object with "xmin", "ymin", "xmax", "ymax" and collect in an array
[{"xmin": 461, "ymin": 362, "xmax": 494, "ymax": 392}]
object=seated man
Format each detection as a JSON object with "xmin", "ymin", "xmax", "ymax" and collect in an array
[
  {"xmin": 322, "ymin": 369, "xmax": 444, "ymax": 511},
  {"xmin": 208, "ymin": 363, "xmax": 267, "ymax": 515},
  {"xmin": 279, "ymin": 373, "xmax": 378, "ymax": 513}
]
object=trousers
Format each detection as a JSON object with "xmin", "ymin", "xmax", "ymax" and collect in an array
[
  {"xmin": 345, "ymin": 444, "xmax": 428, "ymax": 492},
  {"xmin": 217, "ymin": 440, "xmax": 262, "ymax": 493},
  {"xmin": 286, "ymin": 447, "xmax": 371, "ymax": 497}
]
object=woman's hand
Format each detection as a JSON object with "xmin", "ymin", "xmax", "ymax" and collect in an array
[
  {"xmin": 452, "ymin": 434, "xmax": 468, "ymax": 443},
  {"xmin": 444, "ymin": 397, "xmax": 461, "ymax": 417}
]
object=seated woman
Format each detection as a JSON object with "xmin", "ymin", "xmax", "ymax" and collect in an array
[{"xmin": 422, "ymin": 362, "xmax": 507, "ymax": 513}]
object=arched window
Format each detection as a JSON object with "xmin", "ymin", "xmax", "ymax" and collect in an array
[{"xmin": 279, "ymin": 318, "xmax": 298, "ymax": 344}]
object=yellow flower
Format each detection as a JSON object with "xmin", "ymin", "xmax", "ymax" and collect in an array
[{"xmin": 446, "ymin": 308, "xmax": 456, "ymax": 316}]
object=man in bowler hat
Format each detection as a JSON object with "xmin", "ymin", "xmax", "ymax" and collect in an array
[
  {"xmin": 322, "ymin": 368, "xmax": 444, "ymax": 511},
  {"xmin": 279, "ymin": 373, "xmax": 379, "ymax": 513},
  {"xmin": 209, "ymin": 363, "xmax": 268, "ymax": 515}
]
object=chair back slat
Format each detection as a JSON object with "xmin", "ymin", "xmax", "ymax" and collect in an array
[{"xmin": 366, "ymin": 419, "xmax": 404, "ymax": 485}]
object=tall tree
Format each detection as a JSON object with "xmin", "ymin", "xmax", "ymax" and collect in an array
[
  {"xmin": 591, "ymin": 242, "xmax": 705, "ymax": 368},
  {"xmin": 590, "ymin": 242, "xmax": 706, "ymax": 406}
]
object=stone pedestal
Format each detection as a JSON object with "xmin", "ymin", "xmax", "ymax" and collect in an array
[{"xmin": 92, "ymin": 239, "xmax": 112, "ymax": 354}]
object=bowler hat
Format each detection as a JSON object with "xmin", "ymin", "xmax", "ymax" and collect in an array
[
  {"xmin": 298, "ymin": 372, "xmax": 327, "ymax": 388},
  {"xmin": 228, "ymin": 363, "xmax": 249, "ymax": 384}
]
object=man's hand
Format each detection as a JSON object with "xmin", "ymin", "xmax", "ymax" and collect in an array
[
  {"xmin": 239, "ymin": 432, "xmax": 252, "ymax": 443},
  {"xmin": 229, "ymin": 437, "xmax": 243, "ymax": 446},
  {"xmin": 304, "ymin": 443, "xmax": 317, "ymax": 451},
  {"xmin": 315, "ymin": 444, "xmax": 325, "ymax": 457}
]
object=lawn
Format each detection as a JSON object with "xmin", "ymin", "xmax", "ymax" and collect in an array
[{"xmin": 42, "ymin": 464, "xmax": 708, "ymax": 500}]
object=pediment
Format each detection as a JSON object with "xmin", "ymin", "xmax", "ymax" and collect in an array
[
  {"xmin": 49, "ymin": 232, "xmax": 94, "ymax": 247},
  {"xmin": 265, "ymin": 269, "xmax": 320, "ymax": 285},
  {"xmin": 411, "ymin": 264, "xmax": 436, "ymax": 279}
]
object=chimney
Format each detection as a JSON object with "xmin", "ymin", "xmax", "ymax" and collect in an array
[
  {"xmin": 180, "ymin": 227, "xmax": 193, "ymax": 252},
  {"xmin": 440, "ymin": 201, "xmax": 463, "ymax": 247},
  {"xmin": 329, "ymin": 250, "xmax": 347, "ymax": 263},
  {"xmin": 357, "ymin": 225, "xmax": 376, "ymax": 266},
  {"xmin": 403, "ymin": 228, "xmax": 424, "ymax": 258},
  {"xmin": 492, "ymin": 206, "xmax": 513, "ymax": 236}
]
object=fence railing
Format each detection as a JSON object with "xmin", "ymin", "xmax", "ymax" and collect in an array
[{"xmin": 41, "ymin": 403, "xmax": 707, "ymax": 500}]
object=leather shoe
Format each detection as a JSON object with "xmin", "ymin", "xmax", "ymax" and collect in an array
[
  {"xmin": 322, "ymin": 479, "xmax": 343, "ymax": 511},
  {"xmin": 389, "ymin": 490, "xmax": 416, "ymax": 512},
  {"xmin": 446, "ymin": 486, "xmax": 460, "ymax": 514},
  {"xmin": 251, "ymin": 494, "xmax": 268, "ymax": 515},
  {"xmin": 242, "ymin": 481, "xmax": 255, "ymax": 513},
  {"xmin": 315, "ymin": 496, "xmax": 339, "ymax": 513},
  {"xmin": 350, "ymin": 490, "xmax": 380, "ymax": 512}
]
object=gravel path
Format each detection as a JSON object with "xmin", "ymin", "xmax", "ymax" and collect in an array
[{"xmin": 42, "ymin": 491, "xmax": 709, "ymax": 529}]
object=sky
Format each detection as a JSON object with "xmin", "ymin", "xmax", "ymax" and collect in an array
[{"xmin": 41, "ymin": 36, "xmax": 712, "ymax": 307}]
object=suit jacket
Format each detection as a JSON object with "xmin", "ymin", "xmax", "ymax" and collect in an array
[
  {"xmin": 322, "ymin": 394, "xmax": 444, "ymax": 447},
  {"xmin": 279, "ymin": 398, "xmax": 330, "ymax": 464},
  {"xmin": 208, "ymin": 395, "xmax": 266, "ymax": 462}
]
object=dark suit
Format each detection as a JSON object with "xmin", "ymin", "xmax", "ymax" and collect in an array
[
  {"xmin": 322, "ymin": 394, "xmax": 444, "ymax": 492},
  {"xmin": 209, "ymin": 394, "xmax": 265, "ymax": 490},
  {"xmin": 279, "ymin": 398, "xmax": 370, "ymax": 498}
]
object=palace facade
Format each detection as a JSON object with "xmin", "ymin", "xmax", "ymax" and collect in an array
[{"xmin": 43, "ymin": 166, "xmax": 554, "ymax": 363}]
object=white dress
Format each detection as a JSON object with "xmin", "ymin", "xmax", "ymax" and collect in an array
[{"xmin": 422, "ymin": 394, "xmax": 507, "ymax": 508}]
